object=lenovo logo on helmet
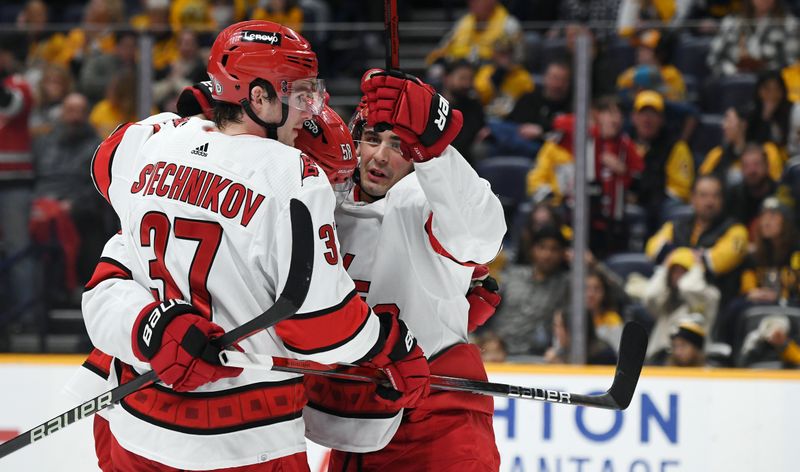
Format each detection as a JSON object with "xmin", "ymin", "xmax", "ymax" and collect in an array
[{"xmin": 241, "ymin": 30, "xmax": 282, "ymax": 46}]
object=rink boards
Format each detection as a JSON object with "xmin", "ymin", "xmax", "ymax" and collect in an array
[{"xmin": 0, "ymin": 356, "xmax": 797, "ymax": 471}]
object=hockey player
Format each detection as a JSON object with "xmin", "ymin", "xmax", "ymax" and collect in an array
[
  {"xmin": 298, "ymin": 71, "xmax": 505, "ymax": 470},
  {"xmin": 79, "ymin": 21, "xmax": 429, "ymax": 471}
]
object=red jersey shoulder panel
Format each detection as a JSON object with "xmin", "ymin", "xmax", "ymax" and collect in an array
[{"xmin": 91, "ymin": 123, "xmax": 135, "ymax": 203}]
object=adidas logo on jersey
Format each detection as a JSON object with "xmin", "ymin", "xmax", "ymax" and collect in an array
[{"xmin": 191, "ymin": 143, "xmax": 209, "ymax": 157}]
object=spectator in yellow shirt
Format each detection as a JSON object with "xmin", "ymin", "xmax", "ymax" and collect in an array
[
  {"xmin": 170, "ymin": 0, "xmax": 216, "ymax": 33},
  {"xmin": 700, "ymin": 105, "xmax": 786, "ymax": 184},
  {"xmin": 617, "ymin": 29, "xmax": 686, "ymax": 102},
  {"xmin": 21, "ymin": 0, "xmax": 120, "ymax": 71},
  {"xmin": 89, "ymin": 71, "xmax": 138, "ymax": 139},
  {"xmin": 426, "ymin": 0, "xmax": 522, "ymax": 66},
  {"xmin": 646, "ymin": 174, "xmax": 749, "ymax": 304},
  {"xmin": 783, "ymin": 60, "xmax": 800, "ymax": 103},
  {"xmin": 131, "ymin": 0, "xmax": 179, "ymax": 74},
  {"xmin": 474, "ymin": 36, "xmax": 534, "ymax": 118},
  {"xmin": 629, "ymin": 90, "xmax": 695, "ymax": 231},
  {"xmin": 253, "ymin": 0, "xmax": 304, "ymax": 33},
  {"xmin": 586, "ymin": 269, "xmax": 624, "ymax": 352}
]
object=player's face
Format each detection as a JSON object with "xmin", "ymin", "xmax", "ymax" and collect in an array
[
  {"xmin": 356, "ymin": 128, "xmax": 413, "ymax": 200},
  {"xmin": 277, "ymin": 102, "xmax": 313, "ymax": 146}
]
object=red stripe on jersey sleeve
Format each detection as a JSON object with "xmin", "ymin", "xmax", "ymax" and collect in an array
[
  {"xmin": 91, "ymin": 122, "xmax": 134, "ymax": 203},
  {"xmin": 82, "ymin": 348, "xmax": 114, "ymax": 380},
  {"xmin": 84, "ymin": 257, "xmax": 133, "ymax": 291},
  {"xmin": 424, "ymin": 213, "xmax": 478, "ymax": 267},
  {"xmin": 276, "ymin": 290, "xmax": 370, "ymax": 355}
]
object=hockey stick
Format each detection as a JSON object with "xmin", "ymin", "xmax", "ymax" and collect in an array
[
  {"xmin": 221, "ymin": 322, "xmax": 648, "ymax": 410},
  {"xmin": 384, "ymin": 0, "xmax": 399, "ymax": 70},
  {"xmin": 0, "ymin": 198, "xmax": 315, "ymax": 459}
]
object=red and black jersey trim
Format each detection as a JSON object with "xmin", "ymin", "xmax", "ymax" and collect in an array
[
  {"xmin": 82, "ymin": 348, "xmax": 114, "ymax": 380},
  {"xmin": 277, "ymin": 290, "xmax": 372, "ymax": 355},
  {"xmin": 281, "ymin": 309, "xmax": 371, "ymax": 355},
  {"xmin": 84, "ymin": 257, "xmax": 133, "ymax": 291},
  {"xmin": 290, "ymin": 289, "xmax": 358, "ymax": 320},
  {"xmin": 91, "ymin": 122, "xmax": 134, "ymax": 204},
  {"xmin": 116, "ymin": 361, "xmax": 306, "ymax": 435},
  {"xmin": 424, "ymin": 213, "xmax": 480, "ymax": 267},
  {"xmin": 305, "ymin": 399, "xmax": 401, "ymax": 420}
]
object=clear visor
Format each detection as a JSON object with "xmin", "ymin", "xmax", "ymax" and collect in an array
[{"xmin": 281, "ymin": 78, "xmax": 326, "ymax": 115}]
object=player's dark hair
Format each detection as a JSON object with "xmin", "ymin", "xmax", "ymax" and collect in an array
[{"xmin": 213, "ymin": 78, "xmax": 278, "ymax": 128}]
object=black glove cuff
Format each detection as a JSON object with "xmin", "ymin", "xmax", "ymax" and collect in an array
[
  {"xmin": 357, "ymin": 311, "xmax": 417, "ymax": 364},
  {"xmin": 419, "ymin": 93, "xmax": 452, "ymax": 147}
]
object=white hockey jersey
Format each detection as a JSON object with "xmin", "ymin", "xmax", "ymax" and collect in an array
[
  {"xmin": 81, "ymin": 114, "xmax": 380, "ymax": 469},
  {"xmin": 303, "ymin": 146, "xmax": 506, "ymax": 452}
]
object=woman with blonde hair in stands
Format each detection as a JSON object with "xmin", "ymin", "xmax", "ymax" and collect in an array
[
  {"xmin": 586, "ymin": 268, "xmax": 625, "ymax": 352},
  {"xmin": 740, "ymin": 197, "xmax": 800, "ymax": 306},
  {"xmin": 89, "ymin": 70, "xmax": 137, "ymax": 138},
  {"xmin": 30, "ymin": 63, "xmax": 73, "ymax": 137}
]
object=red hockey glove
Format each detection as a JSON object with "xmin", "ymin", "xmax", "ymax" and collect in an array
[
  {"xmin": 360, "ymin": 69, "xmax": 463, "ymax": 163},
  {"xmin": 362, "ymin": 312, "xmax": 430, "ymax": 409},
  {"xmin": 132, "ymin": 299, "xmax": 242, "ymax": 392},
  {"xmin": 176, "ymin": 81, "xmax": 214, "ymax": 119},
  {"xmin": 466, "ymin": 265, "xmax": 501, "ymax": 333}
]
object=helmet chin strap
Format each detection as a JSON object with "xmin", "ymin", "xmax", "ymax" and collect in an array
[{"xmin": 240, "ymin": 98, "xmax": 289, "ymax": 141}]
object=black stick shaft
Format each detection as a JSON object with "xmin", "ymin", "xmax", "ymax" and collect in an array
[
  {"xmin": 384, "ymin": 0, "xmax": 399, "ymax": 70},
  {"xmin": 265, "ymin": 322, "xmax": 647, "ymax": 411}
]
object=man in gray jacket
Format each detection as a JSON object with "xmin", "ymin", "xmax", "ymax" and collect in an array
[{"xmin": 32, "ymin": 92, "xmax": 104, "ymax": 289}]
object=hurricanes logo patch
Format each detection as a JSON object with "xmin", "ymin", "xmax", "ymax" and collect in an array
[
  {"xmin": 240, "ymin": 31, "xmax": 282, "ymax": 46},
  {"xmin": 300, "ymin": 153, "xmax": 319, "ymax": 180},
  {"xmin": 191, "ymin": 143, "xmax": 209, "ymax": 157}
]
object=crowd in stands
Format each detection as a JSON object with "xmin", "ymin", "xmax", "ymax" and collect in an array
[{"xmin": 1, "ymin": 0, "xmax": 800, "ymax": 368}]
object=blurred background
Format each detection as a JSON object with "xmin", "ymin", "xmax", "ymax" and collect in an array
[{"xmin": 2, "ymin": 0, "xmax": 800, "ymax": 370}]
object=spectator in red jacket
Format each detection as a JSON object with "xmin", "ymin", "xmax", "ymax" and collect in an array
[
  {"xmin": 588, "ymin": 95, "xmax": 644, "ymax": 258},
  {"xmin": 0, "ymin": 34, "xmax": 36, "ymax": 330}
]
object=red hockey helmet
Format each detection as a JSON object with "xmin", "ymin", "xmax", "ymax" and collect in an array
[
  {"xmin": 295, "ymin": 105, "xmax": 357, "ymax": 201},
  {"xmin": 207, "ymin": 20, "xmax": 324, "ymax": 114},
  {"xmin": 348, "ymin": 95, "xmax": 369, "ymax": 141}
]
